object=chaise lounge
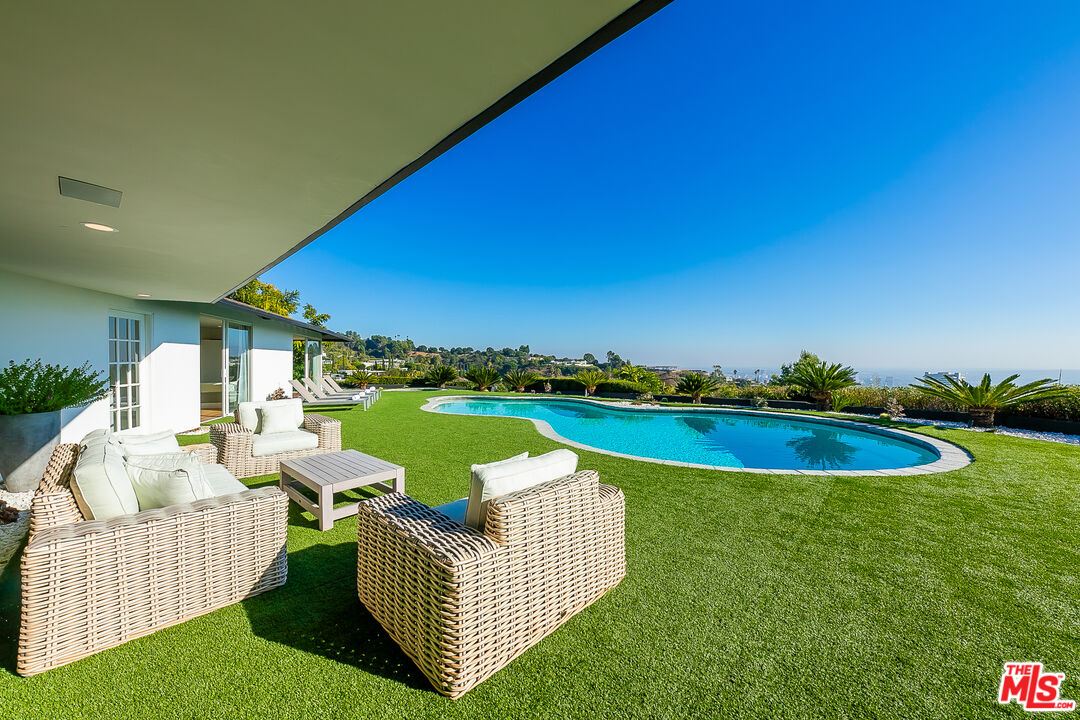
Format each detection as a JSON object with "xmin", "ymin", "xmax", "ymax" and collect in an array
[
  {"xmin": 210, "ymin": 398, "xmax": 341, "ymax": 477},
  {"xmin": 355, "ymin": 450, "xmax": 626, "ymax": 698}
]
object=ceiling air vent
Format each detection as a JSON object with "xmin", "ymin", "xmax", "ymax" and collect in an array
[{"xmin": 58, "ymin": 176, "xmax": 122, "ymax": 207}]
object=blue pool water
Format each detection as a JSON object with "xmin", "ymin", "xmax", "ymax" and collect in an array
[{"xmin": 431, "ymin": 398, "xmax": 939, "ymax": 471}]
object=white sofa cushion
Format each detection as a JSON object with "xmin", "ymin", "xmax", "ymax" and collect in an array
[
  {"xmin": 465, "ymin": 450, "xmax": 577, "ymax": 531},
  {"xmin": 258, "ymin": 402, "xmax": 300, "ymax": 435},
  {"xmin": 251, "ymin": 429, "xmax": 319, "ymax": 457},
  {"xmin": 114, "ymin": 429, "xmax": 180, "ymax": 456},
  {"xmin": 201, "ymin": 463, "xmax": 249, "ymax": 496},
  {"xmin": 124, "ymin": 452, "xmax": 214, "ymax": 510},
  {"xmin": 71, "ymin": 431, "xmax": 140, "ymax": 520},
  {"xmin": 237, "ymin": 399, "xmax": 303, "ymax": 434}
]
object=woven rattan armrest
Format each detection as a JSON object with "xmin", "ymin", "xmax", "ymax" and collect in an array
[
  {"xmin": 357, "ymin": 492, "xmax": 502, "ymax": 569},
  {"xmin": 209, "ymin": 421, "xmax": 253, "ymax": 455},
  {"xmin": 182, "ymin": 443, "xmax": 217, "ymax": 465},
  {"xmin": 302, "ymin": 413, "xmax": 341, "ymax": 450}
]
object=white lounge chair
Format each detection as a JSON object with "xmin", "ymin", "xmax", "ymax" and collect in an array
[{"xmin": 289, "ymin": 379, "xmax": 369, "ymax": 408}]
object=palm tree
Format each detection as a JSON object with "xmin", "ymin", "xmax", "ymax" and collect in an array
[
  {"xmin": 675, "ymin": 372, "xmax": 720, "ymax": 403},
  {"xmin": 615, "ymin": 365, "xmax": 645, "ymax": 383},
  {"xmin": 464, "ymin": 365, "xmax": 500, "ymax": 391},
  {"xmin": 790, "ymin": 359, "xmax": 858, "ymax": 410},
  {"xmin": 504, "ymin": 369, "xmax": 539, "ymax": 392},
  {"xmin": 574, "ymin": 369, "xmax": 609, "ymax": 396},
  {"xmin": 911, "ymin": 373, "xmax": 1066, "ymax": 427},
  {"xmin": 426, "ymin": 364, "xmax": 457, "ymax": 389}
]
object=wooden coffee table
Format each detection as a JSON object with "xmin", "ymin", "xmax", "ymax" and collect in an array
[{"xmin": 279, "ymin": 449, "xmax": 404, "ymax": 531}]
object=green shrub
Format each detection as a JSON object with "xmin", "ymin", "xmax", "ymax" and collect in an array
[
  {"xmin": 711, "ymin": 384, "xmax": 793, "ymax": 401},
  {"xmin": 0, "ymin": 359, "xmax": 111, "ymax": 415},
  {"xmin": 1009, "ymin": 385, "xmax": 1080, "ymax": 421}
]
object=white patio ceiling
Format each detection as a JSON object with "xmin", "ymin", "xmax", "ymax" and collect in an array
[{"xmin": 0, "ymin": 0, "xmax": 661, "ymax": 301}]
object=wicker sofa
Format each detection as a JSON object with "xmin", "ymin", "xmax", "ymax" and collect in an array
[
  {"xmin": 209, "ymin": 399, "xmax": 341, "ymax": 478},
  {"xmin": 355, "ymin": 469, "xmax": 626, "ymax": 698},
  {"xmin": 17, "ymin": 442, "xmax": 288, "ymax": 676}
]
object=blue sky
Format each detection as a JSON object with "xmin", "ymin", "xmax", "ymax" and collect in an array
[{"xmin": 266, "ymin": 0, "xmax": 1080, "ymax": 372}]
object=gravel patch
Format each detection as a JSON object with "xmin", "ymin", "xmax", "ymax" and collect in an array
[
  {"xmin": 0, "ymin": 479, "xmax": 33, "ymax": 570},
  {"xmin": 848, "ymin": 414, "xmax": 1080, "ymax": 447}
]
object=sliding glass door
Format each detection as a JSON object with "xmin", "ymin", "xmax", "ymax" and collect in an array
[{"xmin": 226, "ymin": 323, "xmax": 251, "ymax": 414}]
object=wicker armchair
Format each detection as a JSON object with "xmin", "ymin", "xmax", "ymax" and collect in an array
[
  {"xmin": 17, "ymin": 443, "xmax": 288, "ymax": 677},
  {"xmin": 209, "ymin": 413, "xmax": 341, "ymax": 478},
  {"xmin": 356, "ymin": 470, "xmax": 626, "ymax": 698}
]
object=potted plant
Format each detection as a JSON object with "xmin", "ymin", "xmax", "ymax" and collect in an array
[
  {"xmin": 572, "ymin": 369, "xmax": 609, "ymax": 397},
  {"xmin": 0, "ymin": 359, "xmax": 110, "ymax": 492},
  {"xmin": 910, "ymin": 373, "xmax": 1065, "ymax": 428},
  {"xmin": 464, "ymin": 365, "xmax": 500, "ymax": 392},
  {"xmin": 789, "ymin": 359, "xmax": 858, "ymax": 411},
  {"xmin": 675, "ymin": 372, "xmax": 720, "ymax": 404},
  {"xmin": 426, "ymin": 365, "xmax": 458, "ymax": 389},
  {"xmin": 349, "ymin": 370, "xmax": 374, "ymax": 389},
  {"xmin": 503, "ymin": 369, "xmax": 540, "ymax": 393}
]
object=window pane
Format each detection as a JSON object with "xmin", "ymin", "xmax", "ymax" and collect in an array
[
  {"xmin": 131, "ymin": 408, "xmax": 140, "ymax": 427},
  {"xmin": 109, "ymin": 365, "xmax": 118, "ymax": 384},
  {"xmin": 109, "ymin": 341, "xmax": 117, "ymax": 362},
  {"xmin": 131, "ymin": 343, "xmax": 140, "ymax": 362},
  {"xmin": 131, "ymin": 321, "xmax": 140, "ymax": 340},
  {"xmin": 120, "ymin": 412, "xmax": 130, "ymax": 431},
  {"xmin": 120, "ymin": 343, "xmax": 130, "ymax": 362},
  {"xmin": 119, "ymin": 386, "xmax": 128, "ymax": 405},
  {"xmin": 118, "ymin": 319, "xmax": 128, "ymax": 340},
  {"xmin": 109, "ymin": 316, "xmax": 117, "ymax": 339},
  {"xmin": 130, "ymin": 387, "xmax": 138, "ymax": 406},
  {"xmin": 130, "ymin": 363, "xmax": 139, "ymax": 383}
]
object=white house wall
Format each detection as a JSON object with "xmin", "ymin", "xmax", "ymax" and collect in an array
[{"xmin": 0, "ymin": 268, "xmax": 313, "ymax": 442}]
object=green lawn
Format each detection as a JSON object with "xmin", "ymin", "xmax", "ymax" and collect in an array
[{"xmin": 2, "ymin": 391, "xmax": 1078, "ymax": 719}]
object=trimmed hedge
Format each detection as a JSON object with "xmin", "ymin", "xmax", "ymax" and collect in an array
[{"xmin": 522, "ymin": 377, "xmax": 652, "ymax": 396}]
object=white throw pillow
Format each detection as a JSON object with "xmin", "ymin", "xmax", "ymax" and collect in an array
[
  {"xmin": 113, "ymin": 429, "xmax": 181, "ymax": 457},
  {"xmin": 258, "ymin": 403, "xmax": 301, "ymax": 435},
  {"xmin": 237, "ymin": 399, "xmax": 303, "ymax": 433},
  {"xmin": 464, "ymin": 450, "xmax": 578, "ymax": 530},
  {"xmin": 72, "ymin": 432, "xmax": 140, "ymax": 520},
  {"xmin": 125, "ymin": 452, "xmax": 214, "ymax": 510}
]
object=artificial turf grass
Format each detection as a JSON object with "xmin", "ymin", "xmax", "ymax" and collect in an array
[{"xmin": 2, "ymin": 391, "xmax": 1078, "ymax": 719}]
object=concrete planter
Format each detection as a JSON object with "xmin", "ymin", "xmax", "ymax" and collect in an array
[{"xmin": 0, "ymin": 410, "xmax": 61, "ymax": 492}]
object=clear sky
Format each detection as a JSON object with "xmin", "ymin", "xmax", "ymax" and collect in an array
[{"xmin": 265, "ymin": 0, "xmax": 1080, "ymax": 373}]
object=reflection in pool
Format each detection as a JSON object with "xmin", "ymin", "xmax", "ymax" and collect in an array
[{"xmin": 430, "ymin": 397, "xmax": 940, "ymax": 471}]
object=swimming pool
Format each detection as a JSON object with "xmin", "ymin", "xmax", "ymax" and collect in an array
[{"xmin": 425, "ymin": 396, "xmax": 969, "ymax": 474}]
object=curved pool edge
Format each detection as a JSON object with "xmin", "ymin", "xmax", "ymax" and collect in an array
[{"xmin": 420, "ymin": 394, "xmax": 973, "ymax": 476}]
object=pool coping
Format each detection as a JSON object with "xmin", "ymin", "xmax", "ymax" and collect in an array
[{"xmin": 420, "ymin": 394, "xmax": 973, "ymax": 476}]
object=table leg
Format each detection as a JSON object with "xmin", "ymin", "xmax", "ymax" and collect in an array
[
  {"xmin": 393, "ymin": 467, "xmax": 405, "ymax": 493},
  {"xmin": 319, "ymin": 484, "xmax": 334, "ymax": 531}
]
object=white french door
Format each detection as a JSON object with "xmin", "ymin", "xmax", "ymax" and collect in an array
[{"xmin": 108, "ymin": 313, "xmax": 144, "ymax": 431}]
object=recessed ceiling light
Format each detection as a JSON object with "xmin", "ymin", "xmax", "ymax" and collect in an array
[
  {"xmin": 82, "ymin": 222, "xmax": 117, "ymax": 232},
  {"xmin": 136, "ymin": 293, "xmax": 151, "ymax": 298}
]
